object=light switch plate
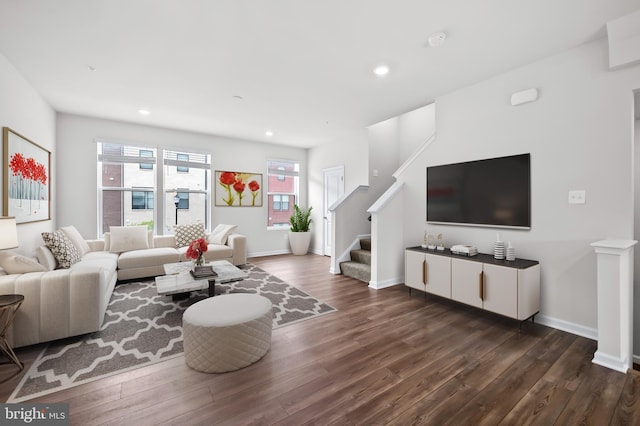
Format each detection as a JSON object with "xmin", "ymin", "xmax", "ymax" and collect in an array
[{"xmin": 568, "ymin": 190, "xmax": 586, "ymax": 204}]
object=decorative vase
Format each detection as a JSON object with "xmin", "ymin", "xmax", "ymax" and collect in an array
[
  {"xmin": 289, "ymin": 231, "xmax": 311, "ymax": 255},
  {"xmin": 194, "ymin": 253, "xmax": 204, "ymax": 267}
]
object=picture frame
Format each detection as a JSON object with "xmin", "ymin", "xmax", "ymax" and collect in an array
[
  {"xmin": 3, "ymin": 127, "xmax": 51, "ymax": 223},
  {"xmin": 215, "ymin": 170, "xmax": 262, "ymax": 207}
]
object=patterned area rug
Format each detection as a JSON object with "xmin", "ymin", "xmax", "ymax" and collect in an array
[{"xmin": 8, "ymin": 264, "xmax": 335, "ymax": 402}]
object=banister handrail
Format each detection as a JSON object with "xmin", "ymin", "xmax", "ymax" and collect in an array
[
  {"xmin": 392, "ymin": 132, "xmax": 437, "ymax": 179},
  {"xmin": 328, "ymin": 185, "xmax": 370, "ymax": 212},
  {"xmin": 367, "ymin": 182, "xmax": 404, "ymax": 213}
]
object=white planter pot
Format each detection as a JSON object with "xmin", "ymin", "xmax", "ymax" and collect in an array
[{"xmin": 289, "ymin": 231, "xmax": 311, "ymax": 255}]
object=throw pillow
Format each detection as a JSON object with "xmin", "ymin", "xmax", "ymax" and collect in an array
[
  {"xmin": 35, "ymin": 246, "xmax": 57, "ymax": 271},
  {"xmin": 109, "ymin": 226, "xmax": 149, "ymax": 253},
  {"xmin": 60, "ymin": 225, "xmax": 91, "ymax": 257},
  {"xmin": 175, "ymin": 223, "xmax": 206, "ymax": 248},
  {"xmin": 0, "ymin": 251, "xmax": 47, "ymax": 274},
  {"xmin": 41, "ymin": 231, "xmax": 81, "ymax": 269},
  {"xmin": 208, "ymin": 224, "xmax": 237, "ymax": 245}
]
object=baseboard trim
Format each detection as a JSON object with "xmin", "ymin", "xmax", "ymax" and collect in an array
[
  {"xmin": 593, "ymin": 350, "xmax": 630, "ymax": 373},
  {"xmin": 368, "ymin": 278, "xmax": 403, "ymax": 290},
  {"xmin": 248, "ymin": 249, "xmax": 290, "ymax": 258},
  {"xmin": 535, "ymin": 314, "xmax": 597, "ymax": 341}
]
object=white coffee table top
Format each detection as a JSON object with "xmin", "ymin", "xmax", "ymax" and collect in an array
[{"xmin": 156, "ymin": 260, "xmax": 247, "ymax": 296}]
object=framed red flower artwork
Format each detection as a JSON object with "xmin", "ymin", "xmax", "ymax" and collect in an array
[
  {"xmin": 215, "ymin": 170, "xmax": 262, "ymax": 207},
  {"xmin": 3, "ymin": 127, "xmax": 51, "ymax": 223}
]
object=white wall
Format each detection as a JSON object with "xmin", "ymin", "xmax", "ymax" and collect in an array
[
  {"xmin": 633, "ymin": 110, "xmax": 639, "ymax": 356},
  {"xmin": 398, "ymin": 103, "xmax": 436, "ymax": 162},
  {"xmin": 308, "ymin": 131, "xmax": 368, "ymax": 255},
  {"xmin": 0, "ymin": 53, "xmax": 56, "ymax": 255},
  {"xmin": 56, "ymin": 113, "xmax": 307, "ymax": 257},
  {"xmin": 400, "ymin": 37, "xmax": 640, "ymax": 339}
]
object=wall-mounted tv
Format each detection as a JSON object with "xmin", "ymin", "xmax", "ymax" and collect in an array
[{"xmin": 426, "ymin": 153, "xmax": 531, "ymax": 229}]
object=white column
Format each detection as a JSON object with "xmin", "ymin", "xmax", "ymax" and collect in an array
[{"xmin": 591, "ymin": 239, "xmax": 637, "ymax": 373}]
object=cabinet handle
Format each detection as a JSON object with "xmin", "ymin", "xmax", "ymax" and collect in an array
[
  {"xmin": 422, "ymin": 260, "xmax": 427, "ymax": 284},
  {"xmin": 478, "ymin": 271, "xmax": 484, "ymax": 301}
]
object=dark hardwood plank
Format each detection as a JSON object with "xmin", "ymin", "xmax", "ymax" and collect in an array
[{"xmin": 1, "ymin": 254, "xmax": 638, "ymax": 425}]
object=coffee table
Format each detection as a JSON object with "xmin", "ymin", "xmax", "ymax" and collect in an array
[{"xmin": 155, "ymin": 260, "xmax": 247, "ymax": 300}]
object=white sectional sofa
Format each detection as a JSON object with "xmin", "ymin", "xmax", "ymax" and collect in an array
[{"xmin": 0, "ymin": 224, "xmax": 246, "ymax": 348}]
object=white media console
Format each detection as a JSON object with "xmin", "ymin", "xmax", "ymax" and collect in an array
[{"xmin": 405, "ymin": 247, "xmax": 540, "ymax": 321}]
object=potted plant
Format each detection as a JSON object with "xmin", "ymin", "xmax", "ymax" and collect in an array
[{"xmin": 288, "ymin": 204, "xmax": 313, "ymax": 255}]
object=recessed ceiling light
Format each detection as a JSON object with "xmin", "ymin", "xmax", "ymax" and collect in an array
[
  {"xmin": 138, "ymin": 109, "xmax": 150, "ymax": 115},
  {"xmin": 373, "ymin": 65, "xmax": 390, "ymax": 76},
  {"xmin": 232, "ymin": 95, "xmax": 244, "ymax": 100},
  {"xmin": 428, "ymin": 32, "xmax": 447, "ymax": 47},
  {"xmin": 265, "ymin": 130, "xmax": 274, "ymax": 137}
]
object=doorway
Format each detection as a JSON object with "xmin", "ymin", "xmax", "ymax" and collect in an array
[{"xmin": 323, "ymin": 166, "xmax": 345, "ymax": 256}]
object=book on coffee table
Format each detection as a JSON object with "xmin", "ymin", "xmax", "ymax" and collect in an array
[{"xmin": 190, "ymin": 265, "xmax": 218, "ymax": 279}]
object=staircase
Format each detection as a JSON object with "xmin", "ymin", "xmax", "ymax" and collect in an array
[{"xmin": 340, "ymin": 238, "xmax": 371, "ymax": 283}]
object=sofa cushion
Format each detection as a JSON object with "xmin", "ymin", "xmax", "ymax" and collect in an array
[
  {"xmin": 175, "ymin": 223, "xmax": 206, "ymax": 248},
  {"xmin": 60, "ymin": 225, "xmax": 91, "ymax": 257},
  {"xmin": 118, "ymin": 247, "xmax": 180, "ymax": 270},
  {"xmin": 42, "ymin": 230, "xmax": 81, "ymax": 269},
  {"xmin": 109, "ymin": 226, "xmax": 149, "ymax": 253},
  {"xmin": 0, "ymin": 252, "xmax": 47, "ymax": 274},
  {"xmin": 177, "ymin": 244, "xmax": 233, "ymax": 262},
  {"xmin": 208, "ymin": 224, "xmax": 237, "ymax": 245},
  {"xmin": 104, "ymin": 230, "xmax": 154, "ymax": 251},
  {"xmin": 73, "ymin": 251, "xmax": 119, "ymax": 273},
  {"xmin": 35, "ymin": 246, "xmax": 57, "ymax": 271}
]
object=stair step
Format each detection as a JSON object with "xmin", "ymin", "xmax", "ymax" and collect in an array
[
  {"xmin": 340, "ymin": 261, "xmax": 371, "ymax": 283},
  {"xmin": 349, "ymin": 249, "xmax": 371, "ymax": 265},
  {"xmin": 360, "ymin": 238, "xmax": 371, "ymax": 251}
]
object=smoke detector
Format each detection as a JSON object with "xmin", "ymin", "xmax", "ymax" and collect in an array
[{"xmin": 428, "ymin": 32, "xmax": 447, "ymax": 47}]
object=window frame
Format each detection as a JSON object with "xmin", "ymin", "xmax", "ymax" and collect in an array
[{"xmin": 266, "ymin": 159, "xmax": 299, "ymax": 229}]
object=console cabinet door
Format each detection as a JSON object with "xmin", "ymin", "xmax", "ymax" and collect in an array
[
  {"xmin": 405, "ymin": 250, "xmax": 426, "ymax": 292},
  {"xmin": 482, "ymin": 264, "xmax": 518, "ymax": 318},
  {"xmin": 451, "ymin": 258, "xmax": 483, "ymax": 308},
  {"xmin": 425, "ymin": 253, "xmax": 451, "ymax": 298}
]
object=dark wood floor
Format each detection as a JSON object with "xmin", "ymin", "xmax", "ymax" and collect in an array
[{"xmin": 2, "ymin": 254, "xmax": 640, "ymax": 425}]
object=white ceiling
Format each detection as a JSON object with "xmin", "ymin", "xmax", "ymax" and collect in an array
[{"xmin": 0, "ymin": 0, "xmax": 639, "ymax": 148}]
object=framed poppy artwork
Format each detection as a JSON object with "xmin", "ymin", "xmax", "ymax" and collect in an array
[
  {"xmin": 215, "ymin": 171, "xmax": 262, "ymax": 207},
  {"xmin": 3, "ymin": 127, "xmax": 51, "ymax": 223}
]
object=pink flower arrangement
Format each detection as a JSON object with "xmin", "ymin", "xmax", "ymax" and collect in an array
[{"xmin": 186, "ymin": 238, "xmax": 208, "ymax": 265}]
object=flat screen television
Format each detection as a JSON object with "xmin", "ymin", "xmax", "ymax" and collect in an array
[{"xmin": 426, "ymin": 153, "xmax": 531, "ymax": 229}]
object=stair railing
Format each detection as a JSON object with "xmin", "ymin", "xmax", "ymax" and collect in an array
[
  {"xmin": 329, "ymin": 185, "xmax": 372, "ymax": 274},
  {"xmin": 366, "ymin": 133, "xmax": 436, "ymax": 289}
]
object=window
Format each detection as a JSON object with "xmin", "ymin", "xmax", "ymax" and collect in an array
[
  {"xmin": 98, "ymin": 143, "xmax": 211, "ymax": 235},
  {"xmin": 267, "ymin": 160, "xmax": 299, "ymax": 228},
  {"xmin": 164, "ymin": 149, "xmax": 211, "ymax": 230},
  {"xmin": 98, "ymin": 142, "xmax": 157, "ymax": 234},
  {"xmin": 177, "ymin": 153, "xmax": 189, "ymax": 173},
  {"xmin": 132, "ymin": 190, "xmax": 154, "ymax": 210},
  {"xmin": 139, "ymin": 149, "xmax": 154, "ymax": 170},
  {"xmin": 176, "ymin": 191, "xmax": 189, "ymax": 209},
  {"xmin": 272, "ymin": 194, "xmax": 290, "ymax": 211}
]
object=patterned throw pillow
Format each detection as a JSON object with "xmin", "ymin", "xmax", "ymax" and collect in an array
[
  {"xmin": 174, "ymin": 223, "xmax": 206, "ymax": 248},
  {"xmin": 41, "ymin": 230, "xmax": 81, "ymax": 269}
]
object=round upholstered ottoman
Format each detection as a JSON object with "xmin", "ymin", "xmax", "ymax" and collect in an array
[{"xmin": 182, "ymin": 293, "xmax": 272, "ymax": 373}]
